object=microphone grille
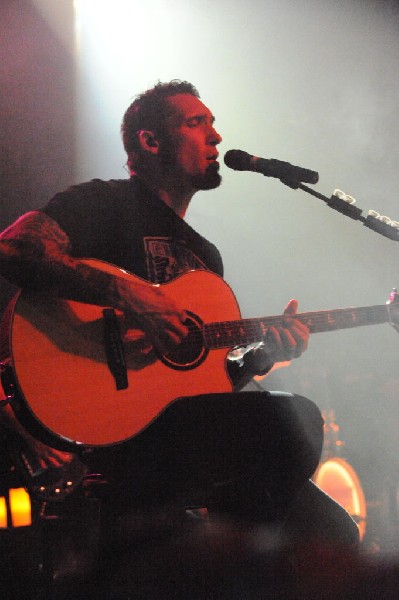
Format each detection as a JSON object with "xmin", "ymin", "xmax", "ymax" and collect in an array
[{"xmin": 224, "ymin": 150, "xmax": 252, "ymax": 171}]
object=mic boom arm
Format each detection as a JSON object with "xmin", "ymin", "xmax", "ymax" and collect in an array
[
  {"xmin": 294, "ymin": 182, "xmax": 399, "ymax": 242},
  {"xmin": 223, "ymin": 149, "xmax": 399, "ymax": 241}
]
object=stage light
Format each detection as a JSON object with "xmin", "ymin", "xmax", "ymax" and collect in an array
[
  {"xmin": 73, "ymin": 0, "xmax": 178, "ymax": 179},
  {"xmin": 74, "ymin": 0, "xmax": 171, "ymax": 69},
  {"xmin": 0, "ymin": 496, "xmax": 7, "ymax": 528},
  {"xmin": 0, "ymin": 488, "xmax": 32, "ymax": 529},
  {"xmin": 314, "ymin": 457, "xmax": 367, "ymax": 540}
]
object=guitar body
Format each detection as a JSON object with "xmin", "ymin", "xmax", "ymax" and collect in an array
[{"xmin": 10, "ymin": 262, "xmax": 240, "ymax": 448}]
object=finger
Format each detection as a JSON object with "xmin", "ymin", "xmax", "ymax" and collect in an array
[
  {"xmin": 151, "ymin": 323, "xmax": 190, "ymax": 354},
  {"xmin": 282, "ymin": 299, "xmax": 309, "ymax": 351},
  {"xmin": 138, "ymin": 313, "xmax": 189, "ymax": 350},
  {"xmin": 160, "ymin": 315, "xmax": 189, "ymax": 339},
  {"xmin": 279, "ymin": 328, "xmax": 299, "ymax": 359},
  {"xmin": 284, "ymin": 299, "xmax": 298, "ymax": 316},
  {"xmin": 290, "ymin": 316, "xmax": 309, "ymax": 348},
  {"xmin": 164, "ymin": 316, "xmax": 190, "ymax": 343},
  {"xmin": 282, "ymin": 322, "xmax": 309, "ymax": 357},
  {"xmin": 263, "ymin": 327, "xmax": 283, "ymax": 361},
  {"xmin": 288, "ymin": 319, "xmax": 309, "ymax": 341},
  {"xmin": 36, "ymin": 451, "xmax": 67, "ymax": 470}
]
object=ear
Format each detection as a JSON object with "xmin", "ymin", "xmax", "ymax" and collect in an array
[{"xmin": 137, "ymin": 129, "xmax": 159, "ymax": 155}]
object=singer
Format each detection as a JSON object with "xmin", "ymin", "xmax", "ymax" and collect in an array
[{"xmin": 0, "ymin": 80, "xmax": 358, "ymax": 587}]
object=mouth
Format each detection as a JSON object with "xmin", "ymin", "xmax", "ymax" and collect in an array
[{"xmin": 206, "ymin": 153, "xmax": 219, "ymax": 162}]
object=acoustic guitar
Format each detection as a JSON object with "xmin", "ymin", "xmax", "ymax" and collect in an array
[{"xmin": 5, "ymin": 259, "xmax": 398, "ymax": 449}]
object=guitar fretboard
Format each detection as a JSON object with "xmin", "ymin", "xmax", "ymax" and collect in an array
[{"xmin": 203, "ymin": 304, "xmax": 392, "ymax": 349}]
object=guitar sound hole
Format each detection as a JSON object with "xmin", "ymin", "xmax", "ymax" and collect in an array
[{"xmin": 160, "ymin": 311, "xmax": 207, "ymax": 371}]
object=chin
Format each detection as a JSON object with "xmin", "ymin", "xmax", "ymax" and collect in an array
[
  {"xmin": 192, "ymin": 165, "xmax": 222, "ymax": 190},
  {"xmin": 197, "ymin": 175, "xmax": 222, "ymax": 190}
]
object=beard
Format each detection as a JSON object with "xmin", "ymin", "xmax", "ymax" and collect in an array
[
  {"xmin": 158, "ymin": 136, "xmax": 222, "ymax": 191},
  {"xmin": 190, "ymin": 162, "xmax": 222, "ymax": 190}
]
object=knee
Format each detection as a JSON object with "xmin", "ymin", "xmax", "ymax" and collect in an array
[{"xmin": 269, "ymin": 392, "xmax": 324, "ymax": 474}]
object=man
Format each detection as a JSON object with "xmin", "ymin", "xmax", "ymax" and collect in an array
[{"xmin": 0, "ymin": 81, "xmax": 358, "ymax": 551}]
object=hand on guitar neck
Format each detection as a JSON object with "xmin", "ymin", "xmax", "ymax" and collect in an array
[
  {"xmin": 235, "ymin": 299, "xmax": 309, "ymax": 388},
  {"xmin": 262, "ymin": 298, "xmax": 309, "ymax": 363}
]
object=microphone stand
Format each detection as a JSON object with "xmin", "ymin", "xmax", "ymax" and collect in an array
[{"xmin": 280, "ymin": 178, "xmax": 399, "ymax": 242}]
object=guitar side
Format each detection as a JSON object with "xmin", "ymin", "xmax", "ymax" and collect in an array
[{"xmin": 10, "ymin": 264, "xmax": 241, "ymax": 448}]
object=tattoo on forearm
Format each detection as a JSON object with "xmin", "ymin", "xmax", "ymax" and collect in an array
[
  {"xmin": 1, "ymin": 211, "xmax": 69, "ymax": 258},
  {"xmin": 0, "ymin": 211, "xmax": 116, "ymax": 307}
]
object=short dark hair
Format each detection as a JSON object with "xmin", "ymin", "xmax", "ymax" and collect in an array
[{"xmin": 121, "ymin": 80, "xmax": 200, "ymax": 163}]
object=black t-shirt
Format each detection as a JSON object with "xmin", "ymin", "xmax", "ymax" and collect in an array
[{"xmin": 41, "ymin": 176, "xmax": 224, "ymax": 283}]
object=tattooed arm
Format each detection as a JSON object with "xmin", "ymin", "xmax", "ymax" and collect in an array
[
  {"xmin": 0, "ymin": 211, "xmax": 188, "ymax": 352},
  {"xmin": 0, "ymin": 211, "xmax": 119, "ymax": 303}
]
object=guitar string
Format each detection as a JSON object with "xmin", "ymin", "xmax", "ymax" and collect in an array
[{"xmin": 176, "ymin": 305, "xmax": 390, "ymax": 350}]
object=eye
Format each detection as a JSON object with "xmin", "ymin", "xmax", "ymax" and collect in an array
[{"xmin": 186, "ymin": 117, "xmax": 202, "ymax": 127}]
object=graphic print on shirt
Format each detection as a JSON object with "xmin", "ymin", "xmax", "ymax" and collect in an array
[{"xmin": 144, "ymin": 237, "xmax": 209, "ymax": 283}]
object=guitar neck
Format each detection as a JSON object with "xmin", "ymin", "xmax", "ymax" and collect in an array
[{"xmin": 203, "ymin": 304, "xmax": 392, "ymax": 349}]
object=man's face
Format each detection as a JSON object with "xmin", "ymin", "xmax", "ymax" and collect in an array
[{"xmin": 160, "ymin": 94, "xmax": 222, "ymax": 190}]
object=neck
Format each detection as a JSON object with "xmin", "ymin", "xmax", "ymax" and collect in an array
[
  {"xmin": 132, "ymin": 170, "xmax": 195, "ymax": 218},
  {"xmin": 157, "ymin": 187, "xmax": 194, "ymax": 218}
]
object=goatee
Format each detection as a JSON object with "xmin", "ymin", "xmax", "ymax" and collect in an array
[{"xmin": 191, "ymin": 162, "xmax": 222, "ymax": 190}]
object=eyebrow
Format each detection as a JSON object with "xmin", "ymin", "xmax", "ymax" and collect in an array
[{"xmin": 185, "ymin": 113, "xmax": 216, "ymax": 124}]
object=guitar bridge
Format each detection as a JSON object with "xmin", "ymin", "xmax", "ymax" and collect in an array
[{"xmin": 102, "ymin": 308, "xmax": 128, "ymax": 390}]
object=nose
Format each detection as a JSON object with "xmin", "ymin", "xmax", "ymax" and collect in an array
[{"xmin": 208, "ymin": 125, "xmax": 222, "ymax": 146}]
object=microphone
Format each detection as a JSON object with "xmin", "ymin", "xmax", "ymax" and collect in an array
[{"xmin": 224, "ymin": 149, "xmax": 319, "ymax": 185}]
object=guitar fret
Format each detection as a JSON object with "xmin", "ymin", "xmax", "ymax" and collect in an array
[
  {"xmin": 204, "ymin": 318, "xmax": 277, "ymax": 349},
  {"xmin": 300, "ymin": 305, "xmax": 391, "ymax": 333}
]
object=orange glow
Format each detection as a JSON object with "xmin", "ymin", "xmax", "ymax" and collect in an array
[
  {"xmin": 8, "ymin": 488, "xmax": 32, "ymax": 527},
  {"xmin": 254, "ymin": 361, "xmax": 291, "ymax": 381},
  {"xmin": 314, "ymin": 458, "xmax": 367, "ymax": 540},
  {"xmin": 0, "ymin": 496, "xmax": 7, "ymax": 528}
]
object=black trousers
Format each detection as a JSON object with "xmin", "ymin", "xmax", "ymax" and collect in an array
[
  {"xmin": 89, "ymin": 392, "xmax": 320, "ymax": 505},
  {"xmin": 86, "ymin": 391, "xmax": 359, "ymax": 546}
]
